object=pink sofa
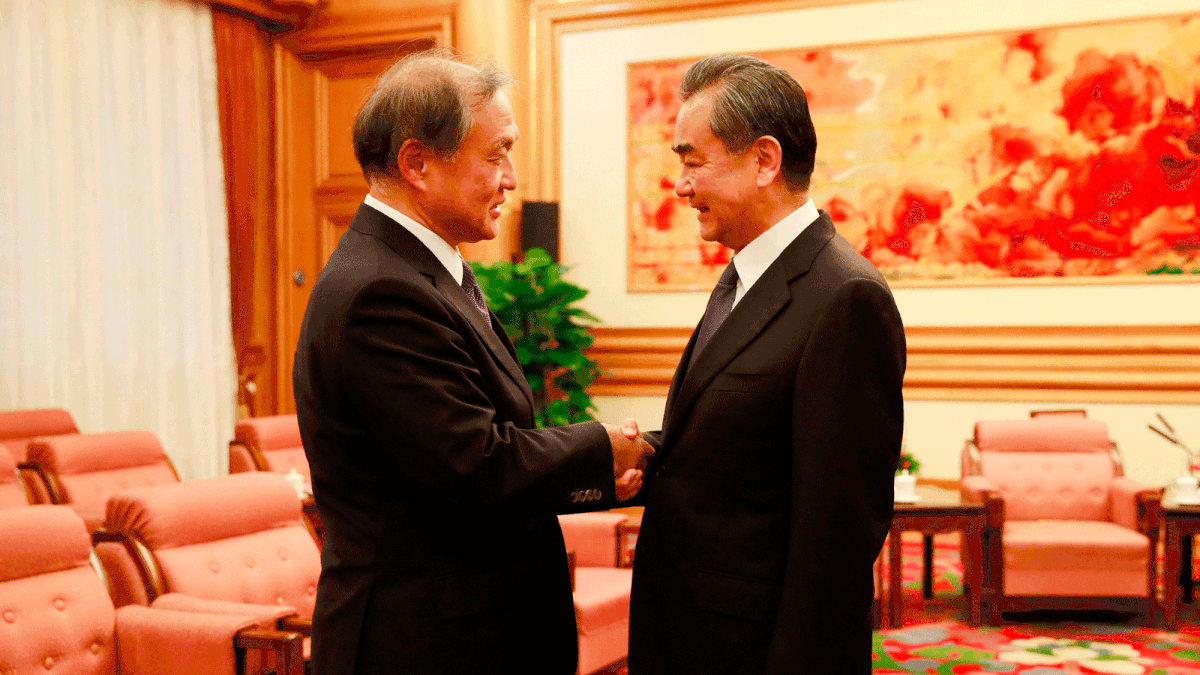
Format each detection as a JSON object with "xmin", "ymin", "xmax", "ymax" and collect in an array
[
  {"xmin": 0, "ymin": 505, "xmax": 299, "ymax": 675},
  {"xmin": 961, "ymin": 417, "xmax": 1160, "ymax": 623},
  {"xmin": 560, "ymin": 512, "xmax": 634, "ymax": 675},
  {"xmin": 229, "ymin": 414, "xmax": 310, "ymax": 480},
  {"xmin": 26, "ymin": 431, "xmax": 180, "ymax": 531}
]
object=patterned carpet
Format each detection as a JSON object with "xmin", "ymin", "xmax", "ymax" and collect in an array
[
  {"xmin": 597, "ymin": 534, "xmax": 1200, "ymax": 674},
  {"xmin": 876, "ymin": 533, "xmax": 1200, "ymax": 674}
]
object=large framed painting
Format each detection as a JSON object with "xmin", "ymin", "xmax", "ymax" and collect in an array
[{"xmin": 627, "ymin": 15, "xmax": 1200, "ymax": 291}]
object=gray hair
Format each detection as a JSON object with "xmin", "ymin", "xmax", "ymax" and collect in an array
[
  {"xmin": 352, "ymin": 49, "xmax": 512, "ymax": 178},
  {"xmin": 678, "ymin": 54, "xmax": 817, "ymax": 192}
]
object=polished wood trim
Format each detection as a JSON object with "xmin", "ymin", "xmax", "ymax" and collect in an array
[
  {"xmin": 585, "ymin": 325, "xmax": 1200, "ymax": 403},
  {"xmin": 236, "ymin": 628, "xmax": 305, "ymax": 675},
  {"xmin": 282, "ymin": 5, "xmax": 452, "ymax": 56},
  {"xmin": 92, "ymin": 529, "xmax": 168, "ymax": 604},
  {"xmin": 212, "ymin": 0, "xmax": 315, "ymax": 27}
]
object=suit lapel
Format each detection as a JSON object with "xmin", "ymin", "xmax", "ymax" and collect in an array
[
  {"xmin": 662, "ymin": 213, "xmax": 838, "ymax": 443},
  {"xmin": 349, "ymin": 205, "xmax": 536, "ymax": 410}
]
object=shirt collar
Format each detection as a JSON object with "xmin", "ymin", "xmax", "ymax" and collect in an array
[
  {"xmin": 732, "ymin": 198, "xmax": 819, "ymax": 296},
  {"xmin": 364, "ymin": 194, "xmax": 464, "ymax": 284}
]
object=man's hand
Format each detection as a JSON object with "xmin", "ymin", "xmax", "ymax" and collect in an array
[{"xmin": 605, "ymin": 419, "xmax": 654, "ymax": 501}]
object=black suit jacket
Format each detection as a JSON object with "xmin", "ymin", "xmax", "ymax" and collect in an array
[
  {"xmin": 293, "ymin": 204, "xmax": 619, "ymax": 675},
  {"xmin": 628, "ymin": 212, "xmax": 906, "ymax": 675}
]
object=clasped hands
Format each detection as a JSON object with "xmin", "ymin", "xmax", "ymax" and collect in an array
[{"xmin": 604, "ymin": 419, "xmax": 655, "ymax": 501}]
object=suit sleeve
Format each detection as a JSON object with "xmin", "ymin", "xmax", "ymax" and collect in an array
[
  {"xmin": 339, "ymin": 277, "xmax": 615, "ymax": 513},
  {"xmin": 765, "ymin": 277, "xmax": 906, "ymax": 674}
]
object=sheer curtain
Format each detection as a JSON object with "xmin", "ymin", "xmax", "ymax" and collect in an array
[{"xmin": 0, "ymin": 0, "xmax": 235, "ymax": 480}]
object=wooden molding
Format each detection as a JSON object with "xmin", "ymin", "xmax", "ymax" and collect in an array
[
  {"xmin": 283, "ymin": 4, "xmax": 453, "ymax": 56},
  {"xmin": 585, "ymin": 325, "xmax": 1200, "ymax": 403},
  {"xmin": 212, "ymin": 0, "xmax": 316, "ymax": 26}
]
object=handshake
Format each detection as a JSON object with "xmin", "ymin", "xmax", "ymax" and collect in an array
[{"xmin": 603, "ymin": 419, "xmax": 656, "ymax": 502}]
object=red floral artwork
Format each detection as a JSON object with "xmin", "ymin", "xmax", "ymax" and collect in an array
[{"xmin": 627, "ymin": 17, "xmax": 1200, "ymax": 290}]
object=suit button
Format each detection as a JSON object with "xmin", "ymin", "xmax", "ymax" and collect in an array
[{"xmin": 655, "ymin": 467, "xmax": 666, "ymax": 478}]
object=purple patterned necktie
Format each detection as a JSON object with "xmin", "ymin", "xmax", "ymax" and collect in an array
[
  {"xmin": 688, "ymin": 261, "xmax": 738, "ymax": 370},
  {"xmin": 460, "ymin": 261, "xmax": 492, "ymax": 329}
]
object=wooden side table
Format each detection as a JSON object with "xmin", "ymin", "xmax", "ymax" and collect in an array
[
  {"xmin": 888, "ymin": 484, "xmax": 996, "ymax": 628},
  {"xmin": 1162, "ymin": 491, "xmax": 1200, "ymax": 631}
]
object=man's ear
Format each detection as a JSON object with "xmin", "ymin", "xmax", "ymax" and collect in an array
[
  {"xmin": 396, "ymin": 138, "xmax": 431, "ymax": 191},
  {"xmin": 752, "ymin": 135, "xmax": 783, "ymax": 188}
]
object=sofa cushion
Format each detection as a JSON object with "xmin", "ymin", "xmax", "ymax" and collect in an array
[
  {"xmin": 573, "ymin": 567, "xmax": 632, "ymax": 635},
  {"xmin": 0, "ymin": 505, "xmax": 117, "ymax": 675},
  {"xmin": 105, "ymin": 473, "xmax": 301, "ymax": 549},
  {"xmin": 1004, "ymin": 520, "xmax": 1148, "ymax": 596},
  {"xmin": 979, "ymin": 451, "xmax": 1113, "ymax": 521},
  {"xmin": 0, "ymin": 408, "xmax": 78, "ymax": 462},
  {"xmin": 28, "ymin": 431, "xmax": 170, "ymax": 476},
  {"xmin": 0, "ymin": 505, "xmax": 91, "ymax": 582},
  {"xmin": 975, "ymin": 418, "xmax": 1111, "ymax": 454}
]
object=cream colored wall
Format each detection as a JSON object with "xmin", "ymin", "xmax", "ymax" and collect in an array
[{"xmin": 562, "ymin": 0, "xmax": 1200, "ymax": 487}]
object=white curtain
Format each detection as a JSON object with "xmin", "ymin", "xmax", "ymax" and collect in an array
[{"xmin": 0, "ymin": 0, "xmax": 235, "ymax": 480}]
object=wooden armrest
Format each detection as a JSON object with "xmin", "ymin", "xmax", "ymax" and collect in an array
[
  {"xmin": 235, "ymin": 628, "xmax": 305, "ymax": 675},
  {"xmin": 566, "ymin": 550, "xmax": 576, "ymax": 592},
  {"xmin": 1135, "ymin": 489, "xmax": 1162, "ymax": 534},
  {"xmin": 278, "ymin": 615, "xmax": 311, "ymax": 636}
]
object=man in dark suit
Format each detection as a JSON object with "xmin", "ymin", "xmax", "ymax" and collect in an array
[
  {"xmin": 293, "ymin": 53, "xmax": 652, "ymax": 675},
  {"xmin": 627, "ymin": 54, "xmax": 907, "ymax": 674}
]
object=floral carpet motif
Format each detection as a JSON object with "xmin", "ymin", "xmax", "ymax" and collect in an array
[{"xmin": 599, "ymin": 536, "xmax": 1200, "ymax": 674}]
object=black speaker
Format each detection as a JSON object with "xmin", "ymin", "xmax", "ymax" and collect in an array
[{"xmin": 520, "ymin": 201, "xmax": 559, "ymax": 262}]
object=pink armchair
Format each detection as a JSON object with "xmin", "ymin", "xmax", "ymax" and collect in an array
[
  {"xmin": 228, "ymin": 414, "xmax": 310, "ymax": 480},
  {"xmin": 961, "ymin": 417, "xmax": 1160, "ymax": 624},
  {"xmin": 559, "ymin": 512, "xmax": 634, "ymax": 675},
  {"xmin": 94, "ymin": 472, "xmax": 320, "ymax": 664},
  {"xmin": 26, "ymin": 431, "xmax": 180, "ymax": 530},
  {"xmin": 0, "ymin": 505, "xmax": 301, "ymax": 675}
]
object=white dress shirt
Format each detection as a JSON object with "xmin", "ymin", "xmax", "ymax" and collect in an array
[
  {"xmin": 363, "ymin": 194, "xmax": 466, "ymax": 283},
  {"xmin": 730, "ymin": 199, "xmax": 819, "ymax": 308}
]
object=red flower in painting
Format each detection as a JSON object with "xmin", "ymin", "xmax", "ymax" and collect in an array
[{"xmin": 1059, "ymin": 50, "xmax": 1164, "ymax": 142}]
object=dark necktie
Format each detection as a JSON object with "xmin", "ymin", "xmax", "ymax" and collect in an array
[
  {"xmin": 688, "ymin": 261, "xmax": 738, "ymax": 370},
  {"xmin": 460, "ymin": 261, "xmax": 492, "ymax": 329}
]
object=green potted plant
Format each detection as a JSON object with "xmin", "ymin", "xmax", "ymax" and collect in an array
[{"xmin": 470, "ymin": 249, "xmax": 601, "ymax": 427}]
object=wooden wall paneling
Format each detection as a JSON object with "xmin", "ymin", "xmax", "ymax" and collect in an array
[
  {"xmin": 213, "ymin": 8, "xmax": 279, "ymax": 417},
  {"xmin": 585, "ymin": 325, "xmax": 1200, "ymax": 404}
]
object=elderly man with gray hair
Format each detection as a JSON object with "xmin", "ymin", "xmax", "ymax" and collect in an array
[{"xmin": 293, "ymin": 50, "xmax": 653, "ymax": 675}]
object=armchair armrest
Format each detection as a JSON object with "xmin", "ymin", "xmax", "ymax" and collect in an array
[
  {"xmin": 961, "ymin": 475, "xmax": 999, "ymax": 502},
  {"xmin": 961, "ymin": 475, "xmax": 1005, "ymax": 529},
  {"xmin": 1111, "ymin": 477, "xmax": 1161, "ymax": 533},
  {"xmin": 151, "ymin": 592, "xmax": 298, "ymax": 623},
  {"xmin": 115, "ymin": 604, "xmax": 277, "ymax": 675}
]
